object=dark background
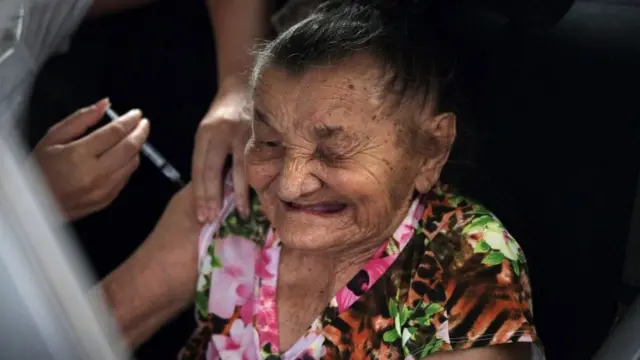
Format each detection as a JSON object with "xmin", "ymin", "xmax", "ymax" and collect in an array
[
  {"xmin": 25, "ymin": 0, "xmax": 640, "ymax": 359},
  {"xmin": 27, "ymin": 1, "xmax": 214, "ymax": 358}
]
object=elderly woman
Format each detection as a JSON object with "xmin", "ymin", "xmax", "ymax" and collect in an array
[{"xmin": 101, "ymin": 1, "xmax": 542, "ymax": 359}]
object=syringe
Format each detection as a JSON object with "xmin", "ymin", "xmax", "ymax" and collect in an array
[{"xmin": 105, "ymin": 108, "xmax": 185, "ymax": 188}]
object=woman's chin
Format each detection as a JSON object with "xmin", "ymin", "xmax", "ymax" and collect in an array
[
  {"xmin": 277, "ymin": 228, "xmax": 340, "ymax": 252},
  {"xmin": 276, "ymin": 221, "xmax": 354, "ymax": 253},
  {"xmin": 272, "ymin": 205, "xmax": 364, "ymax": 252}
]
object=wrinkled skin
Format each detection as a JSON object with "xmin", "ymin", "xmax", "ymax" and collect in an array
[{"xmin": 246, "ymin": 54, "xmax": 456, "ymax": 257}]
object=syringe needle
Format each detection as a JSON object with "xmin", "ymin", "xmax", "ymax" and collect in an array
[{"xmin": 104, "ymin": 107, "xmax": 185, "ymax": 188}]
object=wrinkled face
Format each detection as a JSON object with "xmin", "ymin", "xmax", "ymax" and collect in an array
[{"xmin": 246, "ymin": 55, "xmax": 455, "ymax": 253}]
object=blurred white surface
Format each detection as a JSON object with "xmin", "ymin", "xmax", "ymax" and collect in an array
[{"xmin": 0, "ymin": 133, "xmax": 130, "ymax": 360}]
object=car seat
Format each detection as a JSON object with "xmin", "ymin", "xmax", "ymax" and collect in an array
[
  {"xmin": 459, "ymin": 0, "xmax": 640, "ymax": 358},
  {"xmin": 593, "ymin": 294, "xmax": 640, "ymax": 360}
]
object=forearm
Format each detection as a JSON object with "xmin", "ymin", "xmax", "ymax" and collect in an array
[
  {"xmin": 98, "ymin": 231, "xmax": 198, "ymax": 349},
  {"xmin": 206, "ymin": 0, "xmax": 275, "ymax": 88},
  {"xmin": 87, "ymin": 0, "xmax": 156, "ymax": 17}
]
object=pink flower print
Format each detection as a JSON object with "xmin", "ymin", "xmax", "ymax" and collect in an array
[
  {"xmin": 210, "ymin": 319, "xmax": 260, "ymax": 360},
  {"xmin": 414, "ymin": 202, "xmax": 425, "ymax": 222},
  {"xmin": 240, "ymin": 292, "xmax": 257, "ymax": 324},
  {"xmin": 256, "ymin": 285, "xmax": 279, "ymax": 352},
  {"xmin": 260, "ymin": 281, "xmax": 276, "ymax": 299},
  {"xmin": 336, "ymin": 256, "xmax": 394, "ymax": 312},
  {"xmin": 206, "ymin": 341, "xmax": 219, "ymax": 360},
  {"xmin": 284, "ymin": 333, "xmax": 326, "ymax": 360},
  {"xmin": 256, "ymin": 246, "xmax": 279, "ymax": 282},
  {"xmin": 373, "ymin": 243, "xmax": 388, "ymax": 259},
  {"xmin": 362, "ymin": 256, "xmax": 394, "ymax": 286},
  {"xmin": 335, "ymin": 288, "xmax": 358, "ymax": 314},
  {"xmin": 393, "ymin": 199, "xmax": 422, "ymax": 247},
  {"xmin": 264, "ymin": 228, "xmax": 277, "ymax": 248},
  {"xmin": 395, "ymin": 222, "xmax": 415, "ymax": 245},
  {"xmin": 209, "ymin": 236, "xmax": 259, "ymax": 319},
  {"xmin": 294, "ymin": 347, "xmax": 326, "ymax": 360}
]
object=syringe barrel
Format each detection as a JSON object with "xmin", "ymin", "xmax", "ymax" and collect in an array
[
  {"xmin": 104, "ymin": 107, "xmax": 184, "ymax": 188},
  {"xmin": 141, "ymin": 143, "xmax": 166, "ymax": 168}
]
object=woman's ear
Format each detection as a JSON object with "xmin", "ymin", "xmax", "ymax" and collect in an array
[{"xmin": 414, "ymin": 112, "xmax": 456, "ymax": 193}]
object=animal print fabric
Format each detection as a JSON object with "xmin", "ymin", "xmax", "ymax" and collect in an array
[{"xmin": 179, "ymin": 182, "xmax": 539, "ymax": 359}]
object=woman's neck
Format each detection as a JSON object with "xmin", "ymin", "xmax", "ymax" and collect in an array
[
  {"xmin": 276, "ymin": 197, "xmax": 415, "ymax": 294},
  {"xmin": 277, "ymin": 238, "xmax": 383, "ymax": 297},
  {"xmin": 275, "ymin": 245, "xmax": 381, "ymax": 351}
]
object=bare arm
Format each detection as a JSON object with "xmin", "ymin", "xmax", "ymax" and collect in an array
[
  {"xmin": 206, "ymin": 0, "xmax": 275, "ymax": 89},
  {"xmin": 191, "ymin": 0, "xmax": 275, "ymax": 223},
  {"xmin": 98, "ymin": 185, "xmax": 200, "ymax": 349}
]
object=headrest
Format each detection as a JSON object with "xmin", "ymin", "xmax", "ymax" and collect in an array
[{"xmin": 462, "ymin": 0, "xmax": 575, "ymax": 30}]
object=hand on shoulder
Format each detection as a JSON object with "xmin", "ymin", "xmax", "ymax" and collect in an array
[{"xmin": 192, "ymin": 79, "xmax": 252, "ymax": 224}]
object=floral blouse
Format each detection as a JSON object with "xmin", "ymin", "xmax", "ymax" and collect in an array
[{"xmin": 179, "ymin": 179, "xmax": 540, "ymax": 359}]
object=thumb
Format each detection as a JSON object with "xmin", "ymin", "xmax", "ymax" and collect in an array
[{"xmin": 42, "ymin": 98, "xmax": 111, "ymax": 146}]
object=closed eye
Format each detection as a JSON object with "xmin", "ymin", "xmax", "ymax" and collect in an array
[
  {"xmin": 315, "ymin": 148, "xmax": 349, "ymax": 164},
  {"xmin": 261, "ymin": 140, "xmax": 281, "ymax": 148},
  {"xmin": 317, "ymin": 141, "xmax": 354, "ymax": 160}
]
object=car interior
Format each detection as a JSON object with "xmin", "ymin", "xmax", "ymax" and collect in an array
[
  {"xmin": 13, "ymin": 0, "xmax": 640, "ymax": 359},
  {"xmin": 460, "ymin": 0, "xmax": 640, "ymax": 358}
]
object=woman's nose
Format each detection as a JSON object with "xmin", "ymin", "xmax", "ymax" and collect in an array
[{"xmin": 276, "ymin": 156, "xmax": 322, "ymax": 201}]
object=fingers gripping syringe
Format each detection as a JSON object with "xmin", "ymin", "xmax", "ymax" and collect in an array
[{"xmin": 105, "ymin": 108, "xmax": 186, "ymax": 188}]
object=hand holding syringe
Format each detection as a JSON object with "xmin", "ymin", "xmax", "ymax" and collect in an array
[{"xmin": 105, "ymin": 108, "xmax": 185, "ymax": 188}]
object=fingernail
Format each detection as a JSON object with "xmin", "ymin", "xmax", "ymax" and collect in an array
[
  {"xmin": 95, "ymin": 97, "xmax": 110, "ymax": 109},
  {"xmin": 90, "ymin": 98, "xmax": 106, "ymax": 111},
  {"xmin": 197, "ymin": 208, "xmax": 207, "ymax": 223},
  {"xmin": 118, "ymin": 109, "xmax": 142, "ymax": 122}
]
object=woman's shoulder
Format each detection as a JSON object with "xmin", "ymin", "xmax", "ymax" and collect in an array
[
  {"xmin": 208, "ymin": 190, "xmax": 270, "ymax": 246},
  {"xmin": 193, "ymin": 190, "xmax": 270, "ymax": 322},
  {"xmin": 419, "ymin": 183, "xmax": 526, "ymax": 271},
  {"xmin": 389, "ymin": 184, "xmax": 538, "ymax": 354}
]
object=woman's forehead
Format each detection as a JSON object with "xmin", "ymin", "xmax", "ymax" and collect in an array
[{"xmin": 253, "ymin": 61, "xmax": 389, "ymax": 128}]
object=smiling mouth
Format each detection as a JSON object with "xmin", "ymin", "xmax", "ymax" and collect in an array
[{"xmin": 285, "ymin": 202, "xmax": 347, "ymax": 215}]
